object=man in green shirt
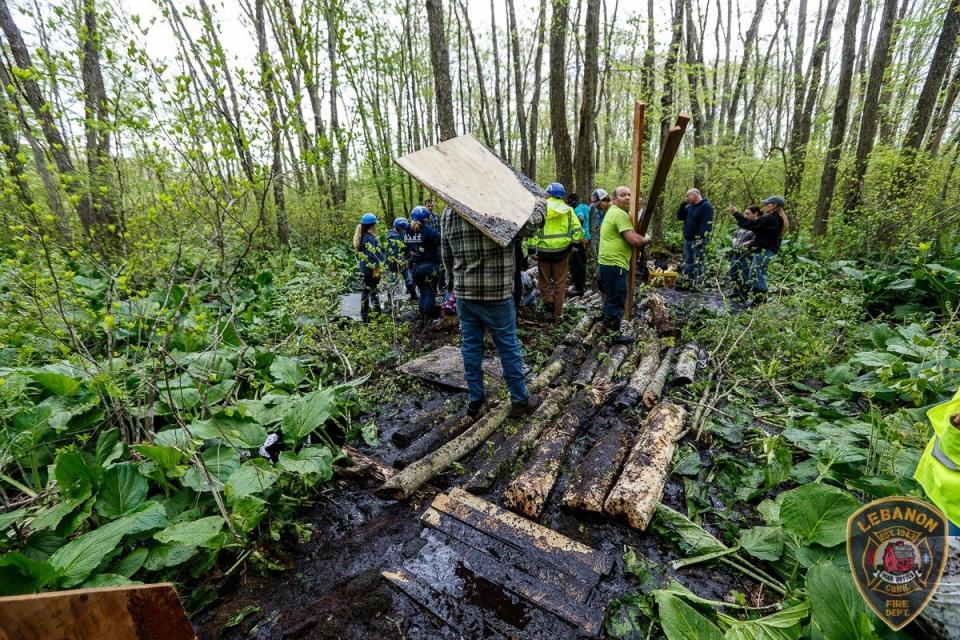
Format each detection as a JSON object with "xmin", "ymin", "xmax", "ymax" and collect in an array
[{"xmin": 597, "ymin": 186, "xmax": 650, "ymax": 341}]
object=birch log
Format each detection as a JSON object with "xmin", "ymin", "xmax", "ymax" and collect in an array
[
  {"xmin": 645, "ymin": 294, "xmax": 677, "ymax": 337},
  {"xmin": 560, "ymin": 416, "xmax": 633, "ymax": 512},
  {"xmin": 614, "ymin": 342, "xmax": 661, "ymax": 408},
  {"xmin": 376, "ymin": 358, "xmax": 565, "ymax": 500},
  {"xmin": 603, "ymin": 402, "xmax": 687, "ymax": 529},
  {"xmin": 672, "ymin": 343, "xmax": 700, "ymax": 386},
  {"xmin": 642, "ymin": 346, "xmax": 676, "ymax": 408}
]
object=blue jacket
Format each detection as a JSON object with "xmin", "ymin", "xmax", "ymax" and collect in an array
[
  {"xmin": 406, "ymin": 223, "xmax": 441, "ymax": 265},
  {"xmin": 677, "ymin": 199, "xmax": 714, "ymax": 241}
]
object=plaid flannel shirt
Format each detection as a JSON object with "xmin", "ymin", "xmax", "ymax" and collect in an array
[{"xmin": 442, "ymin": 205, "xmax": 545, "ymax": 301}]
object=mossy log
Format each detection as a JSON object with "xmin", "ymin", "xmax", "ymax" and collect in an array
[
  {"xmin": 646, "ymin": 294, "xmax": 678, "ymax": 337},
  {"xmin": 573, "ymin": 340, "xmax": 606, "ymax": 387},
  {"xmin": 391, "ymin": 406, "xmax": 451, "ymax": 448},
  {"xmin": 642, "ymin": 346, "xmax": 677, "ymax": 408},
  {"xmin": 376, "ymin": 359, "xmax": 565, "ymax": 500},
  {"xmin": 338, "ymin": 446, "xmax": 397, "ymax": 483},
  {"xmin": 672, "ymin": 343, "xmax": 700, "ymax": 386},
  {"xmin": 592, "ymin": 341, "xmax": 632, "ymax": 385},
  {"xmin": 560, "ymin": 416, "xmax": 633, "ymax": 513},
  {"xmin": 603, "ymin": 402, "xmax": 687, "ymax": 529},
  {"xmin": 393, "ymin": 414, "xmax": 475, "ymax": 469},
  {"xmin": 614, "ymin": 342, "xmax": 661, "ymax": 408},
  {"xmin": 564, "ymin": 315, "xmax": 594, "ymax": 345},
  {"xmin": 463, "ymin": 384, "xmax": 575, "ymax": 493}
]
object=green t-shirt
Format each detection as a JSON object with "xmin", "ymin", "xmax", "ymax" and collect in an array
[{"xmin": 598, "ymin": 204, "xmax": 634, "ymax": 269}]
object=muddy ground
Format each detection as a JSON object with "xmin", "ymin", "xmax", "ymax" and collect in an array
[{"xmin": 194, "ymin": 288, "xmax": 765, "ymax": 639}]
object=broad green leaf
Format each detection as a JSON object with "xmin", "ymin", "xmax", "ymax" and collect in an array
[
  {"xmin": 270, "ymin": 355, "xmax": 307, "ymax": 386},
  {"xmin": 778, "ymin": 484, "xmax": 860, "ymax": 547},
  {"xmin": 154, "ymin": 515, "xmax": 224, "ymax": 547},
  {"xmin": 82, "ymin": 574, "xmax": 141, "ymax": 588},
  {"xmin": 95, "ymin": 463, "xmax": 149, "ymax": 518},
  {"xmin": 54, "ymin": 451, "xmax": 101, "ymax": 498},
  {"xmin": 278, "ymin": 446, "xmax": 333, "ymax": 480},
  {"xmin": 226, "ymin": 460, "xmax": 279, "ymax": 498},
  {"xmin": 655, "ymin": 592, "xmax": 724, "ymax": 640},
  {"xmin": 21, "ymin": 530, "xmax": 64, "ymax": 561},
  {"xmin": 886, "ymin": 278, "xmax": 916, "ymax": 291},
  {"xmin": 134, "ymin": 444, "xmax": 183, "ymax": 471},
  {"xmin": 722, "ymin": 603, "xmax": 809, "ymax": 640},
  {"xmin": 806, "ymin": 563, "xmax": 881, "ymax": 640},
  {"xmin": 282, "ymin": 388, "xmax": 335, "ymax": 442},
  {"xmin": 111, "ymin": 547, "xmax": 149, "ymax": 578},
  {"xmin": 230, "ymin": 495, "xmax": 268, "ymax": 534},
  {"xmin": 31, "ymin": 370, "xmax": 82, "ymax": 396},
  {"xmin": 0, "ymin": 507, "xmax": 27, "ymax": 534},
  {"xmin": 0, "ymin": 552, "xmax": 56, "ymax": 595},
  {"xmin": 181, "ymin": 446, "xmax": 240, "ymax": 492},
  {"xmin": 142, "ymin": 543, "xmax": 200, "ymax": 570},
  {"xmin": 653, "ymin": 504, "xmax": 729, "ymax": 555},
  {"xmin": 31, "ymin": 495, "xmax": 90, "ymax": 533},
  {"xmin": 95, "ymin": 428, "xmax": 124, "ymax": 466},
  {"xmin": 210, "ymin": 414, "xmax": 267, "ymax": 448},
  {"xmin": 739, "ymin": 526, "xmax": 784, "ymax": 561},
  {"xmin": 851, "ymin": 351, "xmax": 899, "ymax": 368}
]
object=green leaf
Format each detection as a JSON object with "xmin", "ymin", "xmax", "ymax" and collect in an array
[
  {"xmin": 142, "ymin": 543, "xmax": 200, "ymax": 570},
  {"xmin": 0, "ymin": 507, "xmax": 27, "ymax": 534},
  {"xmin": 778, "ymin": 484, "xmax": 860, "ymax": 547},
  {"xmin": 270, "ymin": 355, "xmax": 307, "ymax": 386},
  {"xmin": 31, "ymin": 495, "xmax": 90, "ymax": 533},
  {"xmin": 133, "ymin": 444, "xmax": 183, "ymax": 471},
  {"xmin": 281, "ymin": 388, "xmax": 335, "ymax": 442},
  {"xmin": 653, "ymin": 504, "xmax": 729, "ymax": 556},
  {"xmin": 226, "ymin": 460, "xmax": 279, "ymax": 498},
  {"xmin": 278, "ymin": 446, "xmax": 333, "ymax": 480},
  {"xmin": 229, "ymin": 495, "xmax": 268, "ymax": 535},
  {"xmin": 886, "ymin": 278, "xmax": 916, "ymax": 291},
  {"xmin": 655, "ymin": 592, "xmax": 724, "ymax": 640},
  {"xmin": 722, "ymin": 603, "xmax": 809, "ymax": 640},
  {"xmin": 739, "ymin": 526, "xmax": 784, "ymax": 561},
  {"xmin": 95, "ymin": 463, "xmax": 149, "ymax": 518},
  {"xmin": 0, "ymin": 552, "xmax": 56, "ymax": 595},
  {"xmin": 210, "ymin": 414, "xmax": 267, "ymax": 449},
  {"xmin": 31, "ymin": 370, "xmax": 82, "ymax": 396},
  {"xmin": 95, "ymin": 428, "xmax": 124, "ymax": 466},
  {"xmin": 111, "ymin": 547, "xmax": 149, "ymax": 578},
  {"xmin": 83, "ymin": 574, "xmax": 141, "ymax": 588},
  {"xmin": 21, "ymin": 530, "xmax": 65, "ymax": 561},
  {"xmin": 181, "ymin": 446, "xmax": 240, "ymax": 492},
  {"xmin": 54, "ymin": 451, "xmax": 101, "ymax": 498},
  {"xmin": 49, "ymin": 501, "xmax": 166, "ymax": 587},
  {"xmin": 806, "ymin": 563, "xmax": 881, "ymax": 640},
  {"xmin": 851, "ymin": 351, "xmax": 899, "ymax": 368},
  {"xmin": 361, "ymin": 422, "xmax": 379, "ymax": 446},
  {"xmin": 154, "ymin": 515, "xmax": 224, "ymax": 547}
]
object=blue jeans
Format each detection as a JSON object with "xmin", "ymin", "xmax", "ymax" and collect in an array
[
  {"xmin": 950, "ymin": 521, "xmax": 960, "ymax": 536},
  {"xmin": 456, "ymin": 298, "xmax": 529, "ymax": 404},
  {"xmin": 683, "ymin": 239, "xmax": 707, "ymax": 284},
  {"xmin": 748, "ymin": 249, "xmax": 775, "ymax": 293},
  {"xmin": 597, "ymin": 264, "xmax": 628, "ymax": 321},
  {"xmin": 412, "ymin": 262, "xmax": 440, "ymax": 317},
  {"xmin": 728, "ymin": 251, "xmax": 752, "ymax": 290}
]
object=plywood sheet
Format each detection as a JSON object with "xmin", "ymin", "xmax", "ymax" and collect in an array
[
  {"xmin": 394, "ymin": 134, "xmax": 546, "ymax": 246},
  {"xmin": 398, "ymin": 345, "xmax": 503, "ymax": 390},
  {"xmin": 0, "ymin": 583, "xmax": 195, "ymax": 640}
]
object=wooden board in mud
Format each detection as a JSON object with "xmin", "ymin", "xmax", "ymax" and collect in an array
[
  {"xmin": 394, "ymin": 134, "xmax": 547, "ymax": 246},
  {"xmin": 398, "ymin": 345, "xmax": 503, "ymax": 390},
  {"xmin": 0, "ymin": 583, "xmax": 195, "ymax": 640}
]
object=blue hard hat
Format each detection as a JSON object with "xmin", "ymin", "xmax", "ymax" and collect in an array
[
  {"xmin": 393, "ymin": 217, "xmax": 409, "ymax": 230},
  {"xmin": 546, "ymin": 182, "xmax": 565, "ymax": 198},
  {"xmin": 411, "ymin": 206, "xmax": 431, "ymax": 222},
  {"xmin": 360, "ymin": 212, "xmax": 378, "ymax": 225}
]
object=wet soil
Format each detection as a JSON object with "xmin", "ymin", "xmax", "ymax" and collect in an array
[{"xmin": 194, "ymin": 289, "xmax": 762, "ymax": 639}]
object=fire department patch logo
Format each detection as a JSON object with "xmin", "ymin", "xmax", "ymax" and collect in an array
[{"xmin": 847, "ymin": 497, "xmax": 949, "ymax": 630}]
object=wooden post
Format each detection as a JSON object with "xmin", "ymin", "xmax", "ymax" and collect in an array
[
  {"xmin": 625, "ymin": 102, "xmax": 645, "ymax": 322},
  {"xmin": 640, "ymin": 114, "xmax": 691, "ymax": 236}
]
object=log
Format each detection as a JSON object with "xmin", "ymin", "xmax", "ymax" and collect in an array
[
  {"xmin": 645, "ymin": 293, "xmax": 678, "ymax": 337},
  {"xmin": 376, "ymin": 359, "xmax": 565, "ymax": 500},
  {"xmin": 640, "ymin": 116, "xmax": 690, "ymax": 235},
  {"xmin": 603, "ymin": 402, "xmax": 688, "ymax": 530},
  {"xmin": 573, "ymin": 340, "xmax": 605, "ymax": 387},
  {"xmin": 390, "ymin": 405, "xmax": 450, "ymax": 447},
  {"xmin": 338, "ymin": 446, "xmax": 397, "ymax": 483},
  {"xmin": 592, "ymin": 341, "xmax": 632, "ymax": 386},
  {"xmin": 672, "ymin": 343, "xmax": 700, "ymax": 386},
  {"xmin": 563, "ymin": 315, "xmax": 594, "ymax": 345},
  {"xmin": 643, "ymin": 346, "xmax": 677, "ymax": 408},
  {"xmin": 560, "ymin": 414, "xmax": 634, "ymax": 513},
  {"xmin": 394, "ymin": 414, "xmax": 474, "ymax": 469},
  {"xmin": 614, "ymin": 341, "xmax": 661, "ymax": 408},
  {"xmin": 463, "ymin": 384, "xmax": 575, "ymax": 493}
]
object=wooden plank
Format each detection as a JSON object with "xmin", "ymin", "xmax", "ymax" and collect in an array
[
  {"xmin": 420, "ymin": 507, "xmax": 594, "ymax": 603},
  {"xmin": 382, "ymin": 567, "xmax": 494, "ymax": 637},
  {"xmin": 0, "ymin": 583, "xmax": 195, "ymax": 640},
  {"xmin": 435, "ymin": 490, "xmax": 612, "ymax": 580},
  {"xmin": 626, "ymin": 101, "xmax": 646, "ymax": 322},
  {"xmin": 394, "ymin": 134, "xmax": 546, "ymax": 247},
  {"xmin": 638, "ymin": 115, "xmax": 691, "ymax": 237},
  {"xmin": 398, "ymin": 345, "xmax": 503, "ymax": 391}
]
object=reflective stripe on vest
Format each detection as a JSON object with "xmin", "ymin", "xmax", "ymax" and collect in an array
[
  {"xmin": 933, "ymin": 436, "xmax": 959, "ymax": 471},
  {"xmin": 535, "ymin": 199, "xmax": 575, "ymax": 252}
]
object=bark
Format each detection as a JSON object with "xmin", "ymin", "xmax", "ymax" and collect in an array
[
  {"xmin": 526, "ymin": 0, "xmax": 548, "ymax": 177},
  {"xmin": 506, "ymin": 0, "xmax": 528, "ymax": 169},
  {"xmin": 876, "ymin": 0, "xmax": 914, "ymax": 145},
  {"xmin": 646, "ymin": 293, "xmax": 678, "ymax": 337},
  {"xmin": 615, "ymin": 341, "xmax": 661, "ymax": 408},
  {"xmin": 842, "ymin": 0, "xmax": 899, "ymax": 214},
  {"xmin": 460, "ymin": 1, "xmax": 493, "ymax": 146},
  {"xmin": 324, "ymin": 0, "xmax": 347, "ymax": 205},
  {"xmin": 593, "ymin": 341, "xmax": 632, "ymax": 385},
  {"xmin": 812, "ymin": 0, "xmax": 860, "ymax": 237},
  {"xmin": 425, "ymin": 0, "xmax": 457, "ymax": 141},
  {"xmin": 560, "ymin": 415, "xmax": 633, "ymax": 512},
  {"xmin": 784, "ymin": 0, "xmax": 840, "ymax": 204},
  {"xmin": 603, "ymin": 402, "xmax": 688, "ymax": 529},
  {"xmin": 549, "ymin": 0, "xmax": 573, "ymax": 187},
  {"xmin": 377, "ymin": 359, "xmax": 565, "ymax": 500},
  {"xmin": 726, "ymin": 0, "xmax": 767, "ymax": 136},
  {"xmin": 489, "ymin": 0, "xmax": 508, "ymax": 158},
  {"xmin": 786, "ymin": 0, "xmax": 808, "ymax": 142},
  {"xmin": 643, "ymin": 346, "xmax": 677, "ymax": 408},
  {"xmin": 641, "ymin": 0, "xmax": 657, "ymax": 152},
  {"xmin": 390, "ymin": 406, "xmax": 449, "ymax": 448},
  {"xmin": 573, "ymin": 0, "xmax": 600, "ymax": 198},
  {"xmin": 394, "ymin": 413, "xmax": 475, "ymax": 469},
  {"xmin": 890, "ymin": 0, "xmax": 960, "ymax": 199},
  {"xmin": 684, "ymin": 0, "xmax": 708, "ymax": 168},
  {"xmin": 573, "ymin": 340, "xmax": 606, "ymax": 387},
  {"xmin": 672, "ymin": 342, "xmax": 701, "ymax": 386},
  {"xmin": 338, "ymin": 446, "xmax": 397, "ymax": 483},
  {"xmin": 928, "ymin": 61, "xmax": 960, "ymax": 156}
]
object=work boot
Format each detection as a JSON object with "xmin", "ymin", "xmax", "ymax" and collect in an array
[
  {"xmin": 510, "ymin": 393, "xmax": 541, "ymax": 418},
  {"xmin": 467, "ymin": 393, "xmax": 487, "ymax": 418},
  {"xmin": 612, "ymin": 332, "xmax": 636, "ymax": 345}
]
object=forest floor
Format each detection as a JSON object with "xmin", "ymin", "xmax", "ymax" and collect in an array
[{"xmin": 193, "ymin": 287, "xmax": 769, "ymax": 640}]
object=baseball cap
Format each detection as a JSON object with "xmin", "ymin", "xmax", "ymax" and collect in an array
[
  {"xmin": 591, "ymin": 188, "xmax": 610, "ymax": 201},
  {"xmin": 762, "ymin": 195, "xmax": 786, "ymax": 207}
]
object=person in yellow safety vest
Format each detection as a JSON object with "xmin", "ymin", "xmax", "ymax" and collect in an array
[
  {"xmin": 914, "ymin": 385, "xmax": 960, "ymax": 536},
  {"xmin": 530, "ymin": 182, "xmax": 584, "ymax": 320}
]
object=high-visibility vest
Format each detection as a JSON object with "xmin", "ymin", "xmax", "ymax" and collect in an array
[
  {"xmin": 532, "ymin": 197, "xmax": 584, "ymax": 253},
  {"xmin": 915, "ymin": 386, "xmax": 960, "ymax": 525}
]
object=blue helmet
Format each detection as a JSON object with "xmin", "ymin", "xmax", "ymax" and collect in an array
[
  {"xmin": 411, "ymin": 206, "xmax": 431, "ymax": 222},
  {"xmin": 360, "ymin": 212, "xmax": 378, "ymax": 225},
  {"xmin": 546, "ymin": 182, "xmax": 565, "ymax": 198},
  {"xmin": 393, "ymin": 217, "xmax": 409, "ymax": 230}
]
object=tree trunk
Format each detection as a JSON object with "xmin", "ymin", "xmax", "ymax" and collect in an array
[
  {"xmin": 842, "ymin": 0, "xmax": 899, "ymax": 214},
  {"xmin": 573, "ymin": 0, "xmax": 600, "ymax": 199},
  {"xmin": 425, "ymin": 0, "xmax": 457, "ymax": 141},
  {"xmin": 812, "ymin": 0, "xmax": 860, "ymax": 237},
  {"xmin": 642, "ymin": 346, "xmax": 677, "ymax": 408},
  {"xmin": 549, "ymin": 0, "xmax": 574, "ymax": 187},
  {"xmin": 726, "ymin": 0, "xmax": 767, "ymax": 136},
  {"xmin": 560, "ymin": 412, "xmax": 634, "ymax": 512},
  {"xmin": 527, "ymin": 0, "xmax": 548, "ymax": 178},
  {"xmin": 615, "ymin": 341, "xmax": 661, "ymax": 408},
  {"xmin": 684, "ymin": 0, "xmax": 708, "ymax": 184},
  {"xmin": 786, "ymin": 0, "xmax": 808, "ymax": 144},
  {"xmin": 489, "ymin": 0, "xmax": 508, "ymax": 158},
  {"xmin": 325, "ymin": 0, "xmax": 348, "ymax": 205},
  {"xmin": 506, "ymin": 0, "xmax": 529, "ymax": 170},
  {"xmin": 876, "ymin": 0, "xmax": 912, "ymax": 145},
  {"xmin": 641, "ymin": 0, "xmax": 657, "ymax": 153},
  {"xmin": 928, "ymin": 61, "xmax": 960, "ymax": 156},
  {"xmin": 460, "ymin": 0, "xmax": 493, "ymax": 147}
]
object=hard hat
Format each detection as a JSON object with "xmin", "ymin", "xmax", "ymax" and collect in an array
[
  {"xmin": 360, "ymin": 213, "xmax": 378, "ymax": 225},
  {"xmin": 411, "ymin": 206, "xmax": 431, "ymax": 222},
  {"xmin": 546, "ymin": 182, "xmax": 565, "ymax": 198},
  {"xmin": 393, "ymin": 217, "xmax": 409, "ymax": 229}
]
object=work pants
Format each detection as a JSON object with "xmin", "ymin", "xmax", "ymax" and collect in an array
[
  {"xmin": 682, "ymin": 239, "xmax": 707, "ymax": 286},
  {"xmin": 747, "ymin": 249, "xmax": 776, "ymax": 294},
  {"xmin": 412, "ymin": 262, "xmax": 441, "ymax": 319},
  {"xmin": 537, "ymin": 254, "xmax": 569, "ymax": 317},
  {"xmin": 597, "ymin": 264, "xmax": 627, "ymax": 328},
  {"xmin": 456, "ymin": 298, "xmax": 529, "ymax": 405},
  {"xmin": 361, "ymin": 272, "xmax": 381, "ymax": 322},
  {"xmin": 569, "ymin": 244, "xmax": 587, "ymax": 293}
]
